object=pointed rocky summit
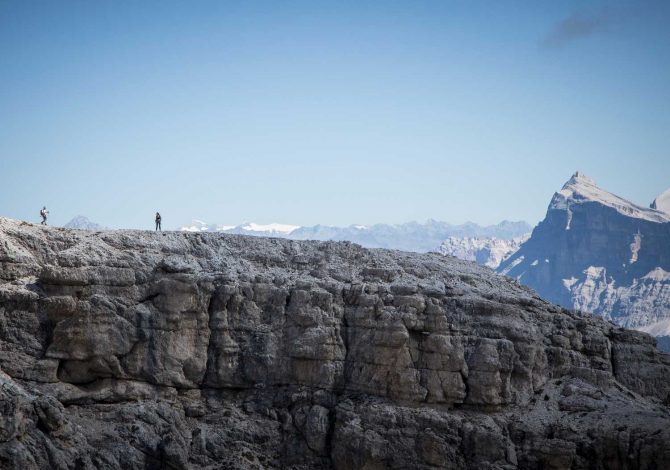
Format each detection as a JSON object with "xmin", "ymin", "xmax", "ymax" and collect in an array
[{"xmin": 499, "ymin": 172, "xmax": 670, "ymax": 338}]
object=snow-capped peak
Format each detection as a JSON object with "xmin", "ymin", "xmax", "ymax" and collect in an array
[
  {"xmin": 63, "ymin": 215, "xmax": 107, "ymax": 231},
  {"xmin": 180, "ymin": 220, "xmax": 211, "ymax": 232},
  {"xmin": 179, "ymin": 220, "xmax": 236, "ymax": 232},
  {"xmin": 651, "ymin": 188, "xmax": 670, "ymax": 216},
  {"xmin": 550, "ymin": 172, "xmax": 670, "ymax": 223},
  {"xmin": 239, "ymin": 223, "xmax": 300, "ymax": 234}
]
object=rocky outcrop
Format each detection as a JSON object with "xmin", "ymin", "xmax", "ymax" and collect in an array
[
  {"xmin": 1, "ymin": 216, "xmax": 670, "ymax": 469},
  {"xmin": 498, "ymin": 173, "xmax": 670, "ymax": 340}
]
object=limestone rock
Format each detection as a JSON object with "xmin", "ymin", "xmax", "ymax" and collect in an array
[{"xmin": 0, "ymin": 216, "xmax": 669, "ymax": 468}]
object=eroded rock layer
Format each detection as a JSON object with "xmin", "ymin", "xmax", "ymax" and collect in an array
[{"xmin": 0, "ymin": 217, "xmax": 669, "ymax": 469}]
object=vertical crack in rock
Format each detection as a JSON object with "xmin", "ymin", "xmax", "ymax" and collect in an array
[{"xmin": 200, "ymin": 290, "xmax": 217, "ymax": 388}]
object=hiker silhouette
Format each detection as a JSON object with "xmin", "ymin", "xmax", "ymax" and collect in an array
[{"xmin": 40, "ymin": 207, "xmax": 49, "ymax": 225}]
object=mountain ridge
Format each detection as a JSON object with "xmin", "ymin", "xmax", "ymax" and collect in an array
[
  {"xmin": 179, "ymin": 218, "xmax": 532, "ymax": 253},
  {"xmin": 498, "ymin": 172, "xmax": 670, "ymax": 338},
  {"xmin": 549, "ymin": 172, "xmax": 670, "ymax": 224},
  {"xmin": 63, "ymin": 215, "xmax": 108, "ymax": 231},
  {"xmin": 438, "ymin": 235, "xmax": 529, "ymax": 269}
]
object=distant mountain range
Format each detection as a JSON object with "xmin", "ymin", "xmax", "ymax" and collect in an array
[
  {"xmin": 438, "ymin": 235, "xmax": 529, "ymax": 269},
  {"xmin": 63, "ymin": 216, "xmax": 107, "ymax": 231},
  {"xmin": 498, "ymin": 172, "xmax": 670, "ymax": 345},
  {"xmin": 179, "ymin": 219, "xmax": 532, "ymax": 253}
]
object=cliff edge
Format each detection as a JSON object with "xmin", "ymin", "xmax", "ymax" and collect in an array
[{"xmin": 1, "ymin": 216, "xmax": 669, "ymax": 469}]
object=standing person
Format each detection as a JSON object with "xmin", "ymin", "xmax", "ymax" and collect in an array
[
  {"xmin": 40, "ymin": 206, "xmax": 49, "ymax": 225},
  {"xmin": 155, "ymin": 212, "xmax": 162, "ymax": 231}
]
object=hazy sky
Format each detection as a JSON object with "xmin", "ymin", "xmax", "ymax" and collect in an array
[{"xmin": 1, "ymin": 1, "xmax": 669, "ymax": 229}]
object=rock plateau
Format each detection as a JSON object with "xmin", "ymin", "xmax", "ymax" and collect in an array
[{"xmin": 1, "ymin": 216, "xmax": 669, "ymax": 469}]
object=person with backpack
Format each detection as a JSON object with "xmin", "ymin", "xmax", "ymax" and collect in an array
[
  {"xmin": 40, "ymin": 206, "xmax": 49, "ymax": 225},
  {"xmin": 155, "ymin": 212, "xmax": 162, "ymax": 231}
]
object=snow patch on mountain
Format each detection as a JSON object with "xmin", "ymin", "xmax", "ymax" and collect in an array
[
  {"xmin": 562, "ymin": 277, "xmax": 578, "ymax": 290},
  {"xmin": 629, "ymin": 231, "xmax": 642, "ymax": 264},
  {"xmin": 642, "ymin": 267, "xmax": 670, "ymax": 282}
]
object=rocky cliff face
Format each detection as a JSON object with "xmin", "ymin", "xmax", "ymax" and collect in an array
[
  {"xmin": 498, "ymin": 173, "xmax": 670, "ymax": 337},
  {"xmin": 1, "ymin": 216, "xmax": 670, "ymax": 469}
]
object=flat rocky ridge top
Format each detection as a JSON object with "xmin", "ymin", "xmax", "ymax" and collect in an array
[{"xmin": 1, "ymin": 216, "xmax": 670, "ymax": 469}]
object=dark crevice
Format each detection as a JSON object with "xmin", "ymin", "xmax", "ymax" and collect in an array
[
  {"xmin": 609, "ymin": 340, "xmax": 618, "ymax": 379},
  {"xmin": 201, "ymin": 291, "xmax": 217, "ymax": 387},
  {"xmin": 139, "ymin": 292, "xmax": 160, "ymax": 304}
]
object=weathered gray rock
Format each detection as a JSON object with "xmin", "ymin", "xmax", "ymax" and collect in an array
[{"xmin": 0, "ymin": 216, "xmax": 669, "ymax": 469}]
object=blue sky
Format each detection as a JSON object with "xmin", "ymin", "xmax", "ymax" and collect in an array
[{"xmin": 1, "ymin": 1, "xmax": 669, "ymax": 229}]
